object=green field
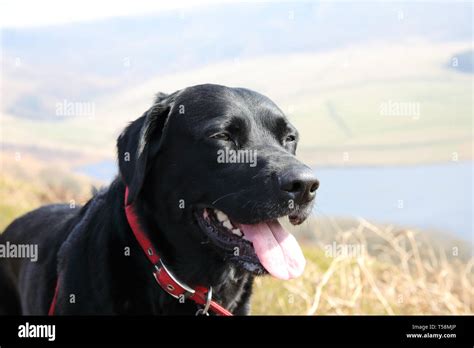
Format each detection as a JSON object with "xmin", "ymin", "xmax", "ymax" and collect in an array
[{"xmin": 1, "ymin": 40, "xmax": 472, "ymax": 167}]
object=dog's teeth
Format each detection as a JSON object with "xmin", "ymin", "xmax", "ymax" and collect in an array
[
  {"xmin": 231, "ymin": 228, "xmax": 242, "ymax": 237},
  {"xmin": 203, "ymin": 209, "xmax": 209, "ymax": 220},
  {"xmin": 216, "ymin": 210, "xmax": 229, "ymax": 223},
  {"xmin": 223, "ymin": 220, "xmax": 233, "ymax": 230}
]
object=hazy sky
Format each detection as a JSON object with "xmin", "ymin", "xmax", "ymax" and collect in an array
[{"xmin": 0, "ymin": 0, "xmax": 242, "ymax": 28}]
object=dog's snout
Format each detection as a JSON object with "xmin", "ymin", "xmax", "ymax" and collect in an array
[{"xmin": 279, "ymin": 169, "xmax": 319, "ymax": 204}]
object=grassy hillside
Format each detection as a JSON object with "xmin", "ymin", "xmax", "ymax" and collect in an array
[
  {"xmin": 0, "ymin": 153, "xmax": 95, "ymax": 231},
  {"xmin": 1, "ymin": 156, "xmax": 472, "ymax": 314}
]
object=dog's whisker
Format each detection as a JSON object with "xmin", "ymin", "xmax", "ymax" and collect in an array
[
  {"xmin": 241, "ymin": 199, "xmax": 256, "ymax": 209},
  {"xmin": 212, "ymin": 189, "xmax": 248, "ymax": 205}
]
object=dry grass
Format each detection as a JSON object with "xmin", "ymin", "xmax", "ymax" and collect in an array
[
  {"xmin": 0, "ymin": 152, "xmax": 95, "ymax": 231},
  {"xmin": 1, "ymin": 152, "xmax": 472, "ymax": 315},
  {"xmin": 252, "ymin": 218, "xmax": 473, "ymax": 315}
]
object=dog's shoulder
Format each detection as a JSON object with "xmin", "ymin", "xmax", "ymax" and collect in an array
[{"xmin": 1, "ymin": 204, "xmax": 80, "ymax": 244}]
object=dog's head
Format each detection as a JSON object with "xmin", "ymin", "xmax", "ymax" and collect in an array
[{"xmin": 118, "ymin": 84, "xmax": 318, "ymax": 281}]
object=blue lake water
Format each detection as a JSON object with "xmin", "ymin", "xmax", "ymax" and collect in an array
[
  {"xmin": 314, "ymin": 162, "xmax": 472, "ymax": 242},
  {"xmin": 77, "ymin": 161, "xmax": 473, "ymax": 242}
]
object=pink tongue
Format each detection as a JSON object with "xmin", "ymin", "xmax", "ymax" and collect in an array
[{"xmin": 239, "ymin": 220, "xmax": 306, "ymax": 280}]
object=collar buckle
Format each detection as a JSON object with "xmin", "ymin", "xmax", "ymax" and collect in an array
[{"xmin": 153, "ymin": 260, "xmax": 195, "ymax": 299}]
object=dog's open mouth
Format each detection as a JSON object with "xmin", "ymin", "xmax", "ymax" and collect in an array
[{"xmin": 195, "ymin": 208, "xmax": 306, "ymax": 280}]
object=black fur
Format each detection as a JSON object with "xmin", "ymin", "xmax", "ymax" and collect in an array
[{"xmin": 0, "ymin": 84, "xmax": 317, "ymax": 315}]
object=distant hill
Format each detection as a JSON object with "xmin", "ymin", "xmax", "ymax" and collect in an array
[
  {"xmin": 2, "ymin": 40, "xmax": 471, "ymax": 167},
  {"xmin": 1, "ymin": 2, "xmax": 472, "ymax": 167},
  {"xmin": 2, "ymin": 1, "xmax": 471, "ymax": 120}
]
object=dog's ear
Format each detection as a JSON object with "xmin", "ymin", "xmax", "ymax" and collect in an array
[{"xmin": 117, "ymin": 96, "xmax": 172, "ymax": 205}]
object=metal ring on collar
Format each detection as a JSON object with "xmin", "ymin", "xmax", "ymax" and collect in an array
[{"xmin": 195, "ymin": 287, "xmax": 213, "ymax": 316}]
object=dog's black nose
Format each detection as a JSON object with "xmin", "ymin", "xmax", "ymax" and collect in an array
[{"xmin": 280, "ymin": 169, "xmax": 319, "ymax": 204}]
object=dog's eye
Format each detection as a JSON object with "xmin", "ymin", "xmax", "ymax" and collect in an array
[
  {"xmin": 210, "ymin": 132, "xmax": 232, "ymax": 141},
  {"xmin": 285, "ymin": 134, "xmax": 296, "ymax": 143}
]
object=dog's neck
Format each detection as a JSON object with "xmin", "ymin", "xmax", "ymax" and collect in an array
[{"xmin": 107, "ymin": 179, "xmax": 254, "ymax": 314}]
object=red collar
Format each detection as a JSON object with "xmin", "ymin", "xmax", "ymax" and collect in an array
[{"xmin": 124, "ymin": 188, "xmax": 232, "ymax": 316}]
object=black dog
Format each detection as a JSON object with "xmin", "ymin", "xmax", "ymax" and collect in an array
[{"xmin": 0, "ymin": 84, "xmax": 318, "ymax": 315}]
